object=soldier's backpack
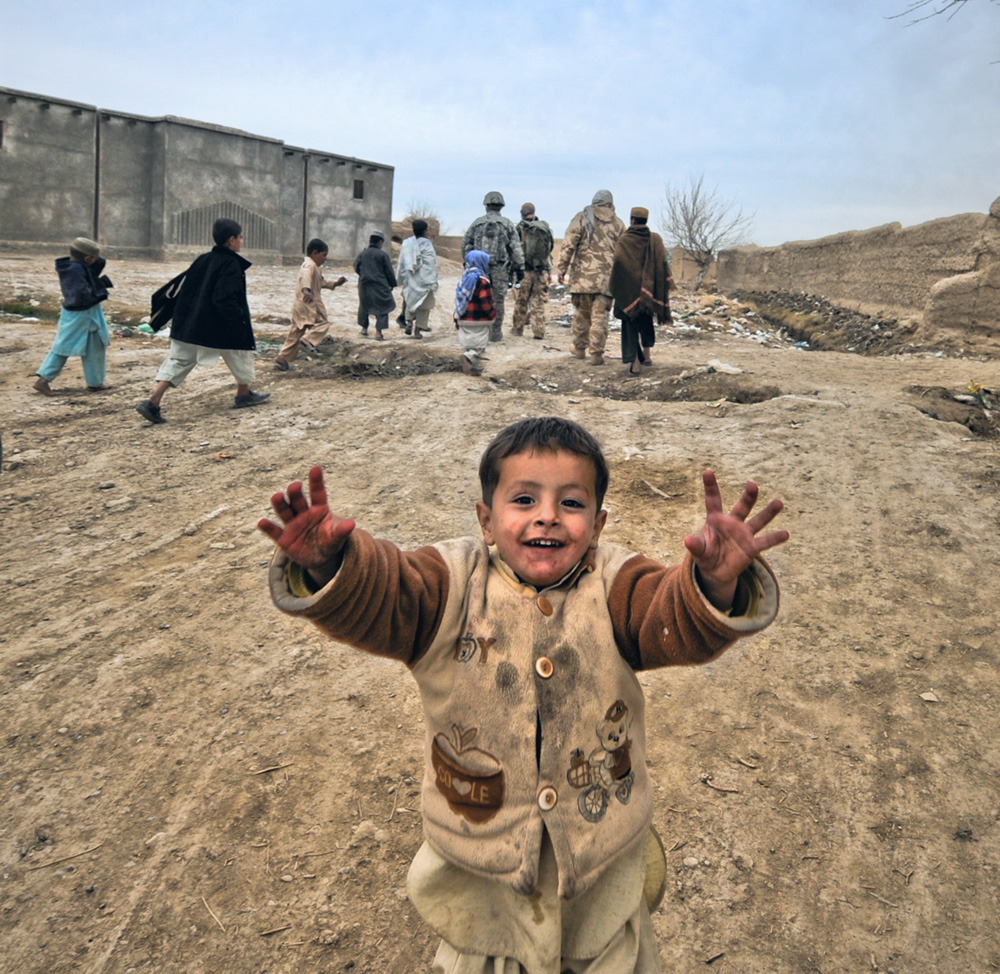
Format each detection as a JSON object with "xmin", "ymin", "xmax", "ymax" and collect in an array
[
  {"xmin": 476, "ymin": 218, "xmax": 507, "ymax": 268},
  {"xmin": 522, "ymin": 221, "xmax": 553, "ymax": 270}
]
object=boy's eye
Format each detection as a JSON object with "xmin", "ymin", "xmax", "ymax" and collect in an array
[
  {"xmin": 512, "ymin": 495, "xmax": 534, "ymax": 505},
  {"xmin": 561, "ymin": 498, "xmax": 584, "ymax": 509}
]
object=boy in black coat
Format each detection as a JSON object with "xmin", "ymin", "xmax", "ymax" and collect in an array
[{"xmin": 136, "ymin": 218, "xmax": 269, "ymax": 425}]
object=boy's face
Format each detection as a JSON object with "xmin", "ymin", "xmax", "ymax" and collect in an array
[
  {"xmin": 227, "ymin": 233, "xmax": 244, "ymax": 252},
  {"xmin": 476, "ymin": 449, "xmax": 607, "ymax": 588},
  {"xmin": 310, "ymin": 250, "xmax": 328, "ymax": 266}
]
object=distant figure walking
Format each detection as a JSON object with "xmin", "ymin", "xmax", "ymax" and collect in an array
[
  {"xmin": 462, "ymin": 192, "xmax": 524, "ymax": 342},
  {"xmin": 354, "ymin": 231, "xmax": 396, "ymax": 340},
  {"xmin": 557, "ymin": 190, "xmax": 625, "ymax": 365},
  {"xmin": 396, "ymin": 219, "xmax": 439, "ymax": 339},
  {"xmin": 512, "ymin": 202, "xmax": 554, "ymax": 340},
  {"xmin": 274, "ymin": 238, "xmax": 347, "ymax": 370},
  {"xmin": 33, "ymin": 237, "xmax": 113, "ymax": 395},
  {"xmin": 609, "ymin": 207, "xmax": 673, "ymax": 377},
  {"xmin": 136, "ymin": 217, "xmax": 269, "ymax": 425},
  {"xmin": 453, "ymin": 250, "xmax": 496, "ymax": 376}
]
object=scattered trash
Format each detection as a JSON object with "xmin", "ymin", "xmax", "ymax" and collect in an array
[
  {"xmin": 706, "ymin": 359, "xmax": 743, "ymax": 375},
  {"xmin": 919, "ymin": 691, "xmax": 940, "ymax": 703}
]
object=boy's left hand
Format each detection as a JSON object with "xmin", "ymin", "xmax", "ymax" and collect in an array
[{"xmin": 684, "ymin": 470, "xmax": 788, "ymax": 611}]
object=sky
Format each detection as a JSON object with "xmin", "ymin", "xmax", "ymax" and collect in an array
[{"xmin": 3, "ymin": 0, "xmax": 998, "ymax": 247}]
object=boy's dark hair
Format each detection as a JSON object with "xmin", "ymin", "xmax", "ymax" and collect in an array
[
  {"xmin": 306, "ymin": 238, "xmax": 329, "ymax": 255},
  {"xmin": 479, "ymin": 417, "xmax": 610, "ymax": 509},
  {"xmin": 213, "ymin": 218, "xmax": 243, "ymax": 246},
  {"xmin": 368, "ymin": 233, "xmax": 384, "ymax": 247},
  {"xmin": 411, "ymin": 219, "xmax": 429, "ymax": 237}
]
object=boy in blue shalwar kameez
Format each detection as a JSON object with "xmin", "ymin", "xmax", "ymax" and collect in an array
[{"xmin": 33, "ymin": 237, "xmax": 113, "ymax": 395}]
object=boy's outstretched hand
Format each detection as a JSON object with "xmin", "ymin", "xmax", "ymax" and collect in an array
[
  {"xmin": 258, "ymin": 466, "xmax": 355, "ymax": 587},
  {"xmin": 684, "ymin": 470, "xmax": 788, "ymax": 611}
]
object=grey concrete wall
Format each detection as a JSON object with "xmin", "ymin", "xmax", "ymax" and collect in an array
[
  {"xmin": 281, "ymin": 148, "xmax": 307, "ymax": 258},
  {"xmin": 305, "ymin": 157, "xmax": 393, "ymax": 260},
  {"xmin": 717, "ymin": 199, "xmax": 1000, "ymax": 338},
  {"xmin": 0, "ymin": 86, "xmax": 393, "ymax": 261},
  {"xmin": 163, "ymin": 119, "xmax": 284, "ymax": 253},
  {"xmin": 98, "ymin": 113, "xmax": 156, "ymax": 249},
  {"xmin": 0, "ymin": 89, "xmax": 96, "ymax": 243}
]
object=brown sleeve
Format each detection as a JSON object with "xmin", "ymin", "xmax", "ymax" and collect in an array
[
  {"xmin": 279, "ymin": 529, "xmax": 451, "ymax": 666},
  {"xmin": 608, "ymin": 551, "xmax": 760, "ymax": 670}
]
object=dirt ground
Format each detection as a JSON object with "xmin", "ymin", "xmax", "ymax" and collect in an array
[{"xmin": 2, "ymin": 253, "xmax": 999, "ymax": 974}]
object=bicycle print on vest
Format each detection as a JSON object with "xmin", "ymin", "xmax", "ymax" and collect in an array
[{"xmin": 565, "ymin": 699, "xmax": 634, "ymax": 822}]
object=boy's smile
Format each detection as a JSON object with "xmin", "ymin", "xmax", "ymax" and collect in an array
[{"xmin": 476, "ymin": 449, "xmax": 607, "ymax": 589}]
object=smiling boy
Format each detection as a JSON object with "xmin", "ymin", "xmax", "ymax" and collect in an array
[{"xmin": 260, "ymin": 417, "xmax": 787, "ymax": 973}]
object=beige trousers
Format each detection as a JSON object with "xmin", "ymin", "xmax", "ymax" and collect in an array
[
  {"xmin": 569, "ymin": 294, "xmax": 612, "ymax": 355},
  {"xmin": 512, "ymin": 270, "xmax": 549, "ymax": 338},
  {"xmin": 278, "ymin": 299, "xmax": 329, "ymax": 362}
]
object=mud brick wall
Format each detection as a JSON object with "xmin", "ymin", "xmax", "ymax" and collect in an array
[{"xmin": 717, "ymin": 197, "xmax": 1000, "ymax": 339}]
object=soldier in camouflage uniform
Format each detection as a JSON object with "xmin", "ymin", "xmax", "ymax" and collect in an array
[
  {"xmin": 462, "ymin": 191, "xmax": 525, "ymax": 342},
  {"xmin": 556, "ymin": 190, "xmax": 626, "ymax": 364},
  {"xmin": 512, "ymin": 202, "xmax": 554, "ymax": 340}
]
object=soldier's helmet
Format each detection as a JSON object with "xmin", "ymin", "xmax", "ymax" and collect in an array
[{"xmin": 483, "ymin": 191, "xmax": 505, "ymax": 207}]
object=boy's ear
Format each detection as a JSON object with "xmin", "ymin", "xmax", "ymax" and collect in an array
[
  {"xmin": 475, "ymin": 500, "xmax": 495, "ymax": 546},
  {"xmin": 590, "ymin": 508, "xmax": 609, "ymax": 549}
]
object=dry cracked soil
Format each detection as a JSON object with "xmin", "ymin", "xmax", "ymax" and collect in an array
[{"xmin": 1, "ymin": 253, "xmax": 999, "ymax": 974}]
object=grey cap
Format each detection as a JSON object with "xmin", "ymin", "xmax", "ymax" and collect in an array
[
  {"xmin": 71, "ymin": 236, "xmax": 101, "ymax": 256},
  {"xmin": 592, "ymin": 190, "xmax": 613, "ymax": 205},
  {"xmin": 370, "ymin": 230, "xmax": 386, "ymax": 241},
  {"xmin": 483, "ymin": 191, "xmax": 505, "ymax": 206}
]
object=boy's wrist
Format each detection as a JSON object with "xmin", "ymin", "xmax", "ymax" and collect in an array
[
  {"xmin": 693, "ymin": 566, "xmax": 737, "ymax": 612},
  {"xmin": 304, "ymin": 550, "xmax": 344, "ymax": 589}
]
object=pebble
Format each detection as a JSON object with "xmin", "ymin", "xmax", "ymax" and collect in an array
[
  {"xmin": 683, "ymin": 856, "xmax": 700, "ymax": 868},
  {"xmin": 280, "ymin": 874, "xmax": 294, "ymax": 883},
  {"xmin": 99, "ymin": 481, "xmax": 116, "ymax": 490}
]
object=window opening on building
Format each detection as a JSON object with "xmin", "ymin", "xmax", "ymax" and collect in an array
[{"xmin": 353, "ymin": 179, "xmax": 364, "ymax": 200}]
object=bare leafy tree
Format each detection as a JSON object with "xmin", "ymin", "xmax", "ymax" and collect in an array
[
  {"xmin": 660, "ymin": 175, "xmax": 755, "ymax": 285},
  {"xmin": 403, "ymin": 198, "xmax": 443, "ymax": 230},
  {"xmin": 888, "ymin": 0, "xmax": 998, "ymax": 61},
  {"xmin": 888, "ymin": 0, "xmax": 996, "ymax": 24}
]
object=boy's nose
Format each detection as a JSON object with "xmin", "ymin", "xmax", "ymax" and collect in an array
[{"xmin": 534, "ymin": 503, "xmax": 559, "ymax": 524}]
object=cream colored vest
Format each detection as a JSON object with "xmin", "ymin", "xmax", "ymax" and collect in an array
[{"xmin": 412, "ymin": 537, "xmax": 650, "ymax": 900}]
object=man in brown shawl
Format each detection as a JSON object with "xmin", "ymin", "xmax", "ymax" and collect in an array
[{"xmin": 609, "ymin": 207, "xmax": 673, "ymax": 376}]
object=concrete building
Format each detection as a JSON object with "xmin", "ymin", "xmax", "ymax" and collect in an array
[{"xmin": 0, "ymin": 86, "xmax": 393, "ymax": 261}]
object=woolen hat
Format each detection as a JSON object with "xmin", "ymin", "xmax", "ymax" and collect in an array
[
  {"xmin": 71, "ymin": 237, "xmax": 101, "ymax": 256},
  {"xmin": 592, "ymin": 190, "xmax": 613, "ymax": 205},
  {"xmin": 370, "ymin": 230, "xmax": 386, "ymax": 241},
  {"xmin": 630, "ymin": 207, "xmax": 649, "ymax": 220}
]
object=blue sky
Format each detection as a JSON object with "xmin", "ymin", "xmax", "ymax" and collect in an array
[{"xmin": 3, "ymin": 0, "xmax": 998, "ymax": 245}]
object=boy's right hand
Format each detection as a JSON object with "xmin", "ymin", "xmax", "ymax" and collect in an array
[{"xmin": 258, "ymin": 466, "xmax": 355, "ymax": 586}]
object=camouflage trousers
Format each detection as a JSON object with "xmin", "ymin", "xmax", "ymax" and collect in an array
[
  {"xmin": 570, "ymin": 293, "xmax": 613, "ymax": 355},
  {"xmin": 488, "ymin": 271, "xmax": 510, "ymax": 342},
  {"xmin": 512, "ymin": 270, "xmax": 548, "ymax": 338}
]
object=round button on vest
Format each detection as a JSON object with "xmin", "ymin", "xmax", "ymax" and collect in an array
[
  {"xmin": 536, "ymin": 596, "xmax": 554, "ymax": 616},
  {"xmin": 537, "ymin": 786, "xmax": 558, "ymax": 811},
  {"xmin": 535, "ymin": 656, "xmax": 554, "ymax": 679}
]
